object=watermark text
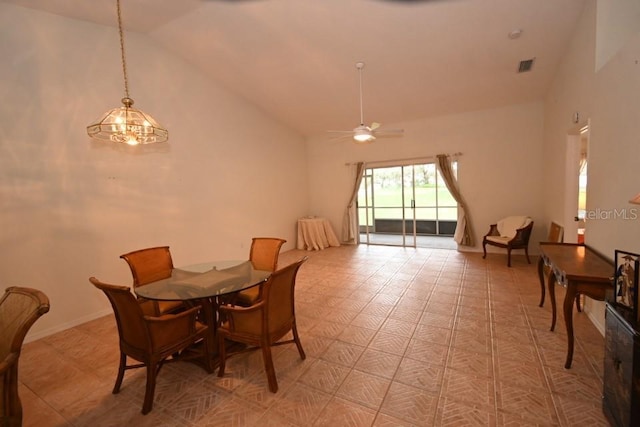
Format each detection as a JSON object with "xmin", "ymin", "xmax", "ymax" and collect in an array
[{"xmin": 583, "ymin": 208, "xmax": 638, "ymax": 220}]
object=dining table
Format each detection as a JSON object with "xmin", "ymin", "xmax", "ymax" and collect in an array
[{"xmin": 134, "ymin": 260, "xmax": 271, "ymax": 370}]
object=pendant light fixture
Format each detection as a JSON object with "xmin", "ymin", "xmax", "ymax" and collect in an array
[{"xmin": 86, "ymin": 0, "xmax": 168, "ymax": 145}]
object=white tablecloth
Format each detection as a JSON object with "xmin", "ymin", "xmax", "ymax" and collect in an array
[{"xmin": 297, "ymin": 217, "xmax": 341, "ymax": 251}]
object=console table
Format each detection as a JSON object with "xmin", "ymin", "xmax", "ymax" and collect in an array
[{"xmin": 538, "ymin": 242, "xmax": 613, "ymax": 368}]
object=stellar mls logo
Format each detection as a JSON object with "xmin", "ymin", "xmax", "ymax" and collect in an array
[{"xmin": 584, "ymin": 208, "xmax": 638, "ymax": 220}]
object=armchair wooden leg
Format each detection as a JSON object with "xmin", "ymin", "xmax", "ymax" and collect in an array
[
  {"xmin": 507, "ymin": 248, "xmax": 512, "ymax": 267},
  {"xmin": 142, "ymin": 363, "xmax": 159, "ymax": 415},
  {"xmin": 261, "ymin": 344, "xmax": 278, "ymax": 393},
  {"xmin": 525, "ymin": 247, "xmax": 531, "ymax": 264},
  {"xmin": 482, "ymin": 241, "xmax": 487, "ymax": 259},
  {"xmin": 292, "ymin": 324, "xmax": 306, "ymax": 360},
  {"xmin": 3, "ymin": 365, "xmax": 22, "ymax": 426},
  {"xmin": 113, "ymin": 352, "xmax": 126, "ymax": 394}
]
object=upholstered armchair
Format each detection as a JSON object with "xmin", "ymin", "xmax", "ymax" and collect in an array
[
  {"xmin": 89, "ymin": 277, "xmax": 211, "ymax": 414},
  {"xmin": 0, "ymin": 287, "xmax": 50, "ymax": 426},
  {"xmin": 233, "ymin": 237, "xmax": 286, "ymax": 306},
  {"xmin": 120, "ymin": 246, "xmax": 184, "ymax": 316},
  {"xmin": 217, "ymin": 257, "xmax": 307, "ymax": 393},
  {"xmin": 482, "ymin": 216, "xmax": 534, "ymax": 267}
]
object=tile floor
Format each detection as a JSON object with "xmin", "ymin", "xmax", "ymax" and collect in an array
[{"xmin": 18, "ymin": 245, "xmax": 609, "ymax": 426}]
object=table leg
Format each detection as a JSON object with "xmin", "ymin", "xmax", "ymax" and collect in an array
[
  {"xmin": 537, "ymin": 257, "xmax": 545, "ymax": 307},
  {"xmin": 563, "ymin": 286, "xmax": 577, "ymax": 369},
  {"xmin": 549, "ymin": 272, "xmax": 557, "ymax": 332},
  {"xmin": 196, "ymin": 297, "xmax": 219, "ymax": 372}
]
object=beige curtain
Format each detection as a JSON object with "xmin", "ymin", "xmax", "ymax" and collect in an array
[
  {"xmin": 436, "ymin": 154, "xmax": 474, "ymax": 246},
  {"xmin": 342, "ymin": 162, "xmax": 365, "ymax": 244}
]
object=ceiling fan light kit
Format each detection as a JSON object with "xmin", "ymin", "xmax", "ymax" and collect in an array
[{"xmin": 353, "ymin": 126, "xmax": 375, "ymax": 143}]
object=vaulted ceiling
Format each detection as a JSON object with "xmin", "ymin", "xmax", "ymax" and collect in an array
[{"xmin": 2, "ymin": 0, "xmax": 587, "ymax": 137}]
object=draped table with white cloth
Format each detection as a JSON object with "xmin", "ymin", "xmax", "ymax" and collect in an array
[{"xmin": 297, "ymin": 217, "xmax": 341, "ymax": 251}]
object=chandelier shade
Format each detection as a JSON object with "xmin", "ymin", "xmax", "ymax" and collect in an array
[
  {"xmin": 87, "ymin": 97, "xmax": 168, "ymax": 145},
  {"xmin": 86, "ymin": 0, "xmax": 168, "ymax": 145}
]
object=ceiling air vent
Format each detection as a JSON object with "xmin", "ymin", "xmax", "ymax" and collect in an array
[{"xmin": 518, "ymin": 58, "xmax": 535, "ymax": 73}]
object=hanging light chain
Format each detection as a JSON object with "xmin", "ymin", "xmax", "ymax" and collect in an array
[
  {"xmin": 86, "ymin": 0, "xmax": 168, "ymax": 144},
  {"xmin": 117, "ymin": 0, "xmax": 131, "ymax": 102}
]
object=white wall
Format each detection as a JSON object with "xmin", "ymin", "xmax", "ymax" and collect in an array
[
  {"xmin": 306, "ymin": 102, "xmax": 546, "ymax": 253},
  {"xmin": 543, "ymin": 0, "xmax": 640, "ymax": 332},
  {"xmin": 0, "ymin": 4, "xmax": 309, "ymax": 339},
  {"xmin": 595, "ymin": 0, "xmax": 640, "ymax": 71}
]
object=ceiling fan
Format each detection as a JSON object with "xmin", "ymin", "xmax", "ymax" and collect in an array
[{"xmin": 328, "ymin": 62, "xmax": 404, "ymax": 144}]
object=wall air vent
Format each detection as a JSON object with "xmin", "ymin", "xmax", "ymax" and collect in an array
[{"xmin": 518, "ymin": 58, "xmax": 535, "ymax": 73}]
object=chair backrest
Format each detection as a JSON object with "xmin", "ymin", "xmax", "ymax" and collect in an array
[
  {"xmin": 0, "ymin": 287, "xmax": 50, "ymax": 365},
  {"xmin": 548, "ymin": 221, "xmax": 564, "ymax": 243},
  {"xmin": 262, "ymin": 257, "xmax": 307, "ymax": 335},
  {"xmin": 497, "ymin": 216, "xmax": 532, "ymax": 238},
  {"xmin": 249, "ymin": 238, "xmax": 287, "ymax": 272},
  {"xmin": 120, "ymin": 246, "xmax": 174, "ymax": 287},
  {"xmin": 89, "ymin": 277, "xmax": 148, "ymax": 351}
]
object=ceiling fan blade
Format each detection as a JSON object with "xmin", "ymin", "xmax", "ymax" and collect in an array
[
  {"xmin": 328, "ymin": 134, "xmax": 354, "ymax": 141},
  {"xmin": 370, "ymin": 122, "xmax": 381, "ymax": 130},
  {"xmin": 327, "ymin": 130, "xmax": 354, "ymax": 134},
  {"xmin": 373, "ymin": 0, "xmax": 452, "ymax": 3},
  {"xmin": 375, "ymin": 129, "xmax": 404, "ymax": 134}
]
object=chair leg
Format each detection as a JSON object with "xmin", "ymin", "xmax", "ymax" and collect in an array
[
  {"xmin": 112, "ymin": 352, "xmax": 127, "ymax": 394},
  {"xmin": 141, "ymin": 362, "xmax": 159, "ymax": 415},
  {"xmin": 3, "ymin": 365, "xmax": 22, "ymax": 426},
  {"xmin": 292, "ymin": 323, "xmax": 306, "ymax": 360},
  {"xmin": 525, "ymin": 247, "xmax": 531, "ymax": 264},
  {"xmin": 507, "ymin": 248, "xmax": 512, "ymax": 267},
  {"xmin": 261, "ymin": 344, "xmax": 278, "ymax": 393},
  {"xmin": 482, "ymin": 241, "xmax": 487, "ymax": 259}
]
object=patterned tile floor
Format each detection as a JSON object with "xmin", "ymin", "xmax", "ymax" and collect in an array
[{"xmin": 19, "ymin": 245, "xmax": 609, "ymax": 426}]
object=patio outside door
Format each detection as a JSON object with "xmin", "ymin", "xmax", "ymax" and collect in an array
[
  {"xmin": 357, "ymin": 162, "xmax": 457, "ymax": 248},
  {"xmin": 359, "ymin": 165, "xmax": 417, "ymax": 247}
]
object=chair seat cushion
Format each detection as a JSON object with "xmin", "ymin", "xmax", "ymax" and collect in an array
[
  {"xmin": 497, "ymin": 216, "xmax": 531, "ymax": 238},
  {"xmin": 235, "ymin": 287, "xmax": 260, "ymax": 306},
  {"xmin": 485, "ymin": 235, "xmax": 512, "ymax": 245},
  {"xmin": 158, "ymin": 300, "xmax": 184, "ymax": 314}
]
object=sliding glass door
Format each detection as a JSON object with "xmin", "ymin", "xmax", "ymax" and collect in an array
[{"xmin": 358, "ymin": 162, "xmax": 457, "ymax": 247}]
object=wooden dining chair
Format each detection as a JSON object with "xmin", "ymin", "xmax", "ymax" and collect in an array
[
  {"xmin": 217, "ymin": 257, "xmax": 307, "ymax": 393},
  {"xmin": 234, "ymin": 237, "xmax": 286, "ymax": 306},
  {"xmin": 120, "ymin": 246, "xmax": 184, "ymax": 316},
  {"xmin": 0, "ymin": 287, "xmax": 50, "ymax": 426},
  {"xmin": 89, "ymin": 277, "xmax": 211, "ymax": 415}
]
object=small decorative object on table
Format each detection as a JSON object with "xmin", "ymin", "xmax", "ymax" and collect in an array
[{"xmin": 614, "ymin": 249, "xmax": 640, "ymax": 320}]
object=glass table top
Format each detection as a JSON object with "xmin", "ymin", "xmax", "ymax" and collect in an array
[{"xmin": 134, "ymin": 260, "xmax": 271, "ymax": 301}]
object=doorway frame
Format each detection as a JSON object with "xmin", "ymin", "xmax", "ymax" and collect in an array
[{"xmin": 564, "ymin": 121, "xmax": 590, "ymax": 244}]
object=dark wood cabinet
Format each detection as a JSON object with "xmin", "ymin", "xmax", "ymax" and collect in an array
[{"xmin": 603, "ymin": 303, "xmax": 640, "ymax": 427}]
